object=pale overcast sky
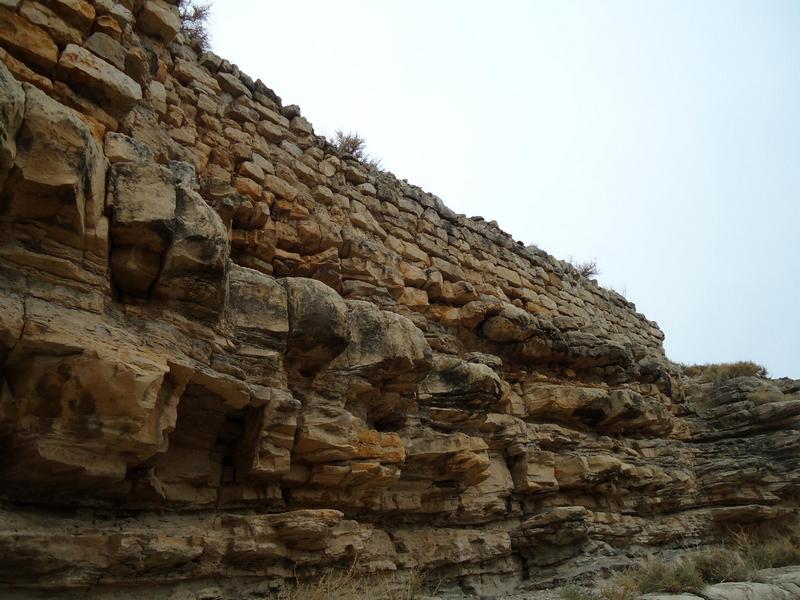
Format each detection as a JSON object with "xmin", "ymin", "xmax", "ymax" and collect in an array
[{"xmin": 208, "ymin": 1, "xmax": 799, "ymax": 378}]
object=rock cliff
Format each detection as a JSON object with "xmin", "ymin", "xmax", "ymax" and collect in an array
[{"xmin": 0, "ymin": 1, "xmax": 797, "ymax": 598}]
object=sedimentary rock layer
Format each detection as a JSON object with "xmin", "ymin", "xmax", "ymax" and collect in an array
[{"xmin": 0, "ymin": 1, "xmax": 797, "ymax": 597}]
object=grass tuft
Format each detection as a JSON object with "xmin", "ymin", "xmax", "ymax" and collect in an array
[
  {"xmin": 276, "ymin": 565, "xmax": 423, "ymax": 600},
  {"xmin": 731, "ymin": 529, "xmax": 800, "ymax": 570},
  {"xmin": 557, "ymin": 528, "xmax": 800, "ymax": 600},
  {"xmin": 682, "ymin": 361, "xmax": 768, "ymax": 382},
  {"xmin": 560, "ymin": 583, "xmax": 603, "ymax": 600}
]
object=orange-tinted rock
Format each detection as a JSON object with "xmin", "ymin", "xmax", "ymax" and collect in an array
[
  {"xmin": 19, "ymin": 1, "xmax": 83, "ymax": 46},
  {"xmin": 0, "ymin": 6, "xmax": 58, "ymax": 70}
]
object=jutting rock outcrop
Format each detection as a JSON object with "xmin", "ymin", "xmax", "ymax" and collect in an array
[{"xmin": 0, "ymin": 2, "xmax": 797, "ymax": 598}]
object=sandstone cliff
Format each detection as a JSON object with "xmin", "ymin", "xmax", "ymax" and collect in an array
[{"xmin": 0, "ymin": 1, "xmax": 797, "ymax": 598}]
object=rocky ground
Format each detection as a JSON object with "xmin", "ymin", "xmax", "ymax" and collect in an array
[{"xmin": 0, "ymin": 0, "xmax": 798, "ymax": 598}]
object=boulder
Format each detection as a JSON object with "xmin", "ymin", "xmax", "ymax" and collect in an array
[
  {"xmin": 327, "ymin": 300, "xmax": 431, "ymax": 385},
  {"xmin": 151, "ymin": 184, "xmax": 229, "ymax": 317},
  {"xmin": 419, "ymin": 356, "xmax": 509, "ymax": 413},
  {"xmin": 702, "ymin": 582, "xmax": 795, "ymax": 600},
  {"xmin": 226, "ymin": 265, "xmax": 289, "ymax": 348},
  {"xmin": 280, "ymin": 277, "xmax": 349, "ymax": 375},
  {"xmin": 480, "ymin": 304, "xmax": 538, "ymax": 342}
]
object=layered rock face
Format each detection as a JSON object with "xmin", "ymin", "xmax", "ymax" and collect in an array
[{"xmin": 0, "ymin": 2, "xmax": 797, "ymax": 597}]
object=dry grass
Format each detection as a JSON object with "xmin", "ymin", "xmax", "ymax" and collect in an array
[
  {"xmin": 731, "ymin": 529, "xmax": 800, "ymax": 570},
  {"xmin": 690, "ymin": 546, "xmax": 753, "ymax": 582},
  {"xmin": 559, "ymin": 530, "xmax": 800, "ymax": 600},
  {"xmin": 276, "ymin": 565, "xmax": 424, "ymax": 600},
  {"xmin": 600, "ymin": 556, "xmax": 704, "ymax": 600},
  {"xmin": 682, "ymin": 361, "xmax": 768, "ymax": 382},
  {"xmin": 560, "ymin": 584, "xmax": 602, "ymax": 600}
]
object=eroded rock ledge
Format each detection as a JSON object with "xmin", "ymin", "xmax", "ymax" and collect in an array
[{"xmin": 0, "ymin": 1, "xmax": 797, "ymax": 598}]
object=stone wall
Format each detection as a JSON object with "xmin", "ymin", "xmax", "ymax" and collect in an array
[{"xmin": 0, "ymin": 1, "xmax": 797, "ymax": 598}]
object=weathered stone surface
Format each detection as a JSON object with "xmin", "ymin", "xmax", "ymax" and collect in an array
[
  {"xmin": 84, "ymin": 31, "xmax": 125, "ymax": 70},
  {"xmin": 136, "ymin": 0, "xmax": 180, "ymax": 43},
  {"xmin": 280, "ymin": 277, "xmax": 349, "ymax": 374},
  {"xmin": 1, "ymin": 83, "xmax": 107, "ymax": 253},
  {"xmin": 19, "ymin": 1, "xmax": 84, "ymax": 46},
  {"xmin": 264, "ymin": 173, "xmax": 297, "ymax": 199},
  {"xmin": 173, "ymin": 58, "xmax": 221, "ymax": 94},
  {"xmin": 217, "ymin": 71, "xmax": 251, "ymax": 97},
  {"xmin": 108, "ymin": 158, "xmax": 176, "ymax": 252},
  {"xmin": 0, "ymin": 61, "xmax": 24, "ymax": 188},
  {"xmin": 0, "ymin": 6, "xmax": 58, "ymax": 70},
  {"xmin": 481, "ymin": 303, "xmax": 538, "ymax": 342},
  {"xmin": 43, "ymin": 0, "xmax": 95, "ymax": 31},
  {"xmin": 0, "ymin": 45, "xmax": 53, "ymax": 91},
  {"xmin": 0, "ymin": 3, "xmax": 796, "ymax": 599},
  {"xmin": 702, "ymin": 582, "xmax": 795, "ymax": 600},
  {"xmin": 226, "ymin": 264, "xmax": 289, "ymax": 347},
  {"xmin": 152, "ymin": 184, "xmax": 230, "ymax": 316},
  {"xmin": 640, "ymin": 594, "xmax": 704, "ymax": 600},
  {"xmin": 104, "ymin": 130, "xmax": 153, "ymax": 163},
  {"xmin": 56, "ymin": 43, "xmax": 142, "ymax": 114},
  {"xmin": 757, "ymin": 566, "xmax": 800, "ymax": 597},
  {"xmin": 1, "ymin": 303, "xmax": 179, "ymax": 493}
]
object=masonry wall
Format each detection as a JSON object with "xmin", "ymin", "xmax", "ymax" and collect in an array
[{"xmin": 0, "ymin": 1, "xmax": 797, "ymax": 598}]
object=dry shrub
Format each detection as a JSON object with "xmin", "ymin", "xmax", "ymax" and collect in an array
[
  {"xmin": 328, "ymin": 130, "xmax": 383, "ymax": 170},
  {"xmin": 569, "ymin": 258, "xmax": 599, "ymax": 278},
  {"xmin": 683, "ymin": 361, "xmax": 768, "ymax": 382},
  {"xmin": 178, "ymin": 0, "xmax": 212, "ymax": 51}
]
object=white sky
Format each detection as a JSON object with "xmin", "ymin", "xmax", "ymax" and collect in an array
[{"xmin": 208, "ymin": 1, "xmax": 800, "ymax": 378}]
